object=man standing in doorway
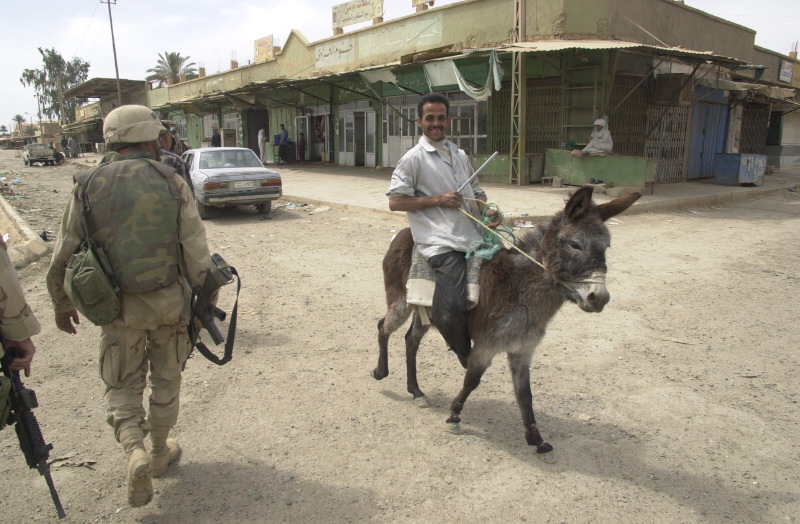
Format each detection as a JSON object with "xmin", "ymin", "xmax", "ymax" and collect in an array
[
  {"xmin": 277, "ymin": 124, "xmax": 289, "ymax": 164},
  {"xmin": 386, "ymin": 93, "xmax": 498, "ymax": 368},
  {"xmin": 257, "ymin": 123, "xmax": 268, "ymax": 164},
  {"xmin": 211, "ymin": 129, "xmax": 221, "ymax": 147}
]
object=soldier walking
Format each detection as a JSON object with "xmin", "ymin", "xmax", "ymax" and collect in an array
[{"xmin": 46, "ymin": 105, "xmax": 213, "ymax": 508}]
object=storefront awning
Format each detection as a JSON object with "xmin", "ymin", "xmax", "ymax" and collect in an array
[
  {"xmin": 480, "ymin": 39, "xmax": 746, "ymax": 65},
  {"xmin": 696, "ymin": 76, "xmax": 796, "ymax": 100},
  {"xmin": 61, "ymin": 119, "xmax": 102, "ymax": 132}
]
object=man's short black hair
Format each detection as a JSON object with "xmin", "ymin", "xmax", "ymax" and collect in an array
[{"xmin": 417, "ymin": 93, "xmax": 449, "ymax": 118}]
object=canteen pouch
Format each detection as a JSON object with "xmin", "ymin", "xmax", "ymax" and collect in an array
[{"xmin": 64, "ymin": 243, "xmax": 121, "ymax": 326}]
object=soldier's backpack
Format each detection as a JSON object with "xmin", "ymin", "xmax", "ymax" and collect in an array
[{"xmin": 63, "ymin": 170, "xmax": 121, "ymax": 326}]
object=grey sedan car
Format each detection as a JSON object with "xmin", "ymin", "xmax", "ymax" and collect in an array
[{"xmin": 182, "ymin": 147, "xmax": 282, "ymax": 218}]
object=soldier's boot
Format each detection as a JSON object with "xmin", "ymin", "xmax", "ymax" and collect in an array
[
  {"xmin": 149, "ymin": 429, "xmax": 181, "ymax": 477},
  {"xmin": 119, "ymin": 427, "xmax": 153, "ymax": 507}
]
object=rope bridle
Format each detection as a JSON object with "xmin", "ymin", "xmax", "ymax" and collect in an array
[{"xmin": 459, "ymin": 201, "xmax": 605, "ymax": 292}]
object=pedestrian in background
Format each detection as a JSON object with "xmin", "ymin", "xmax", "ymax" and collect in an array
[
  {"xmin": 258, "ymin": 123, "xmax": 268, "ymax": 164},
  {"xmin": 277, "ymin": 124, "xmax": 289, "ymax": 164},
  {"xmin": 159, "ymin": 121, "xmax": 193, "ymax": 195}
]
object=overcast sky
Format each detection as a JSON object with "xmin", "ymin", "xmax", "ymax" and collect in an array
[{"xmin": 2, "ymin": 0, "xmax": 797, "ymax": 133}]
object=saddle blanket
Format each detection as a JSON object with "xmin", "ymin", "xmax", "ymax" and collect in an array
[{"xmin": 406, "ymin": 246, "xmax": 482, "ymax": 319}]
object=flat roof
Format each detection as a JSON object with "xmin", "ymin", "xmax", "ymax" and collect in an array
[{"xmin": 62, "ymin": 78, "xmax": 146, "ymax": 99}]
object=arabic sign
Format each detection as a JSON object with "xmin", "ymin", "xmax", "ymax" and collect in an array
[
  {"xmin": 779, "ymin": 60, "xmax": 794, "ymax": 83},
  {"xmin": 316, "ymin": 38, "xmax": 356, "ymax": 68},
  {"xmin": 254, "ymin": 36, "xmax": 275, "ymax": 64},
  {"xmin": 332, "ymin": 0, "xmax": 383, "ymax": 30},
  {"xmin": 360, "ymin": 12, "xmax": 442, "ymax": 59}
]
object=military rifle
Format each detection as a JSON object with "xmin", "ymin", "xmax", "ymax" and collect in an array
[
  {"xmin": 1, "ymin": 344, "xmax": 66, "ymax": 519},
  {"xmin": 189, "ymin": 253, "xmax": 240, "ymax": 365}
]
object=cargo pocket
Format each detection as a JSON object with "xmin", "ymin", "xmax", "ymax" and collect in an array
[
  {"xmin": 99, "ymin": 340, "xmax": 123, "ymax": 388},
  {"xmin": 176, "ymin": 325, "xmax": 193, "ymax": 367}
]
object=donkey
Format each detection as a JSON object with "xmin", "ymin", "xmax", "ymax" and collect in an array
[{"xmin": 373, "ymin": 186, "xmax": 640, "ymax": 453}]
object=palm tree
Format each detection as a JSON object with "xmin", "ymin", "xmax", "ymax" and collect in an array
[
  {"xmin": 12, "ymin": 114, "xmax": 25, "ymax": 136},
  {"xmin": 146, "ymin": 52, "xmax": 198, "ymax": 87}
]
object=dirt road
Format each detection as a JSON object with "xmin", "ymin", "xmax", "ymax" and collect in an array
[{"xmin": 1, "ymin": 150, "xmax": 799, "ymax": 523}]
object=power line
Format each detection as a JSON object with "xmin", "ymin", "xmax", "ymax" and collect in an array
[{"xmin": 73, "ymin": 0, "xmax": 101, "ymax": 57}]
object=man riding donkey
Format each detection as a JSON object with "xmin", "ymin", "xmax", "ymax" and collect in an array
[{"xmin": 387, "ymin": 93, "xmax": 501, "ymax": 368}]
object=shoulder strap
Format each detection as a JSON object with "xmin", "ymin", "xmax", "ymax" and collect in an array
[{"xmin": 192, "ymin": 266, "xmax": 241, "ymax": 366}]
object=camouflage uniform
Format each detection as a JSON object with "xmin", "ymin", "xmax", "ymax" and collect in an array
[
  {"xmin": 0, "ymin": 238, "xmax": 41, "ymax": 361},
  {"xmin": 46, "ymin": 150, "xmax": 211, "ymax": 442},
  {"xmin": 1, "ymin": 238, "xmax": 40, "ymax": 430}
]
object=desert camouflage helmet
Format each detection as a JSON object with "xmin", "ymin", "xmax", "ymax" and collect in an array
[{"xmin": 103, "ymin": 105, "xmax": 166, "ymax": 146}]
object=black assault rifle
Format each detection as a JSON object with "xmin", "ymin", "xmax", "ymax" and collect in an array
[
  {"xmin": 189, "ymin": 253, "xmax": 240, "ymax": 366},
  {"xmin": 1, "ymin": 344, "xmax": 66, "ymax": 519}
]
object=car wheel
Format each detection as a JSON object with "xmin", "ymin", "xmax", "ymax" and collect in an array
[
  {"xmin": 256, "ymin": 201, "xmax": 272, "ymax": 215},
  {"xmin": 196, "ymin": 200, "xmax": 209, "ymax": 220}
]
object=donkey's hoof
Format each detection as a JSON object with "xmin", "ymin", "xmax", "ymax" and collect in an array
[
  {"xmin": 372, "ymin": 367, "xmax": 388, "ymax": 380},
  {"xmin": 536, "ymin": 442, "xmax": 554, "ymax": 454},
  {"xmin": 537, "ymin": 446, "xmax": 556, "ymax": 464},
  {"xmin": 412, "ymin": 395, "xmax": 431, "ymax": 408},
  {"xmin": 446, "ymin": 414, "xmax": 461, "ymax": 424}
]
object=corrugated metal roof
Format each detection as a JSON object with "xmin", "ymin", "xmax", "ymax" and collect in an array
[
  {"xmin": 475, "ymin": 40, "xmax": 745, "ymax": 64},
  {"xmin": 63, "ymin": 78, "xmax": 146, "ymax": 99}
]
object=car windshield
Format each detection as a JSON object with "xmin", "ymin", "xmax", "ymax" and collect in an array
[{"xmin": 198, "ymin": 150, "xmax": 261, "ymax": 169}]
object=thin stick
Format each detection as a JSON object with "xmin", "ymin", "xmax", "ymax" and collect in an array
[{"xmin": 457, "ymin": 151, "xmax": 499, "ymax": 192}]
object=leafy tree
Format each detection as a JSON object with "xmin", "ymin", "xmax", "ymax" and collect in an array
[
  {"xmin": 0, "ymin": 125, "xmax": 8, "ymax": 135},
  {"xmin": 20, "ymin": 48, "xmax": 90, "ymax": 124},
  {"xmin": 146, "ymin": 51, "xmax": 197, "ymax": 88},
  {"xmin": 24, "ymin": 125, "xmax": 36, "ymax": 136}
]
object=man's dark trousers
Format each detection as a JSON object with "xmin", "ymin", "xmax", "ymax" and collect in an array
[{"xmin": 429, "ymin": 250, "xmax": 471, "ymax": 367}]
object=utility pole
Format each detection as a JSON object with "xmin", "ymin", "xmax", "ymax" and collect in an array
[
  {"xmin": 509, "ymin": 0, "xmax": 527, "ymax": 185},
  {"xmin": 102, "ymin": 0, "xmax": 123, "ymax": 107}
]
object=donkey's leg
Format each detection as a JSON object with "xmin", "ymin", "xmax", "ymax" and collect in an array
[
  {"xmin": 508, "ymin": 352, "xmax": 553, "ymax": 453},
  {"xmin": 446, "ymin": 350, "xmax": 493, "ymax": 424},
  {"xmin": 374, "ymin": 302, "xmax": 411, "ymax": 380},
  {"xmin": 405, "ymin": 311, "xmax": 430, "ymax": 399}
]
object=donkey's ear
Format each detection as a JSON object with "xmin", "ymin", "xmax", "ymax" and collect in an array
[
  {"xmin": 564, "ymin": 186, "xmax": 594, "ymax": 221},
  {"xmin": 593, "ymin": 191, "xmax": 641, "ymax": 221}
]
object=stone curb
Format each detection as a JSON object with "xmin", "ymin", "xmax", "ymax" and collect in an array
[{"xmin": 0, "ymin": 194, "xmax": 49, "ymax": 268}]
